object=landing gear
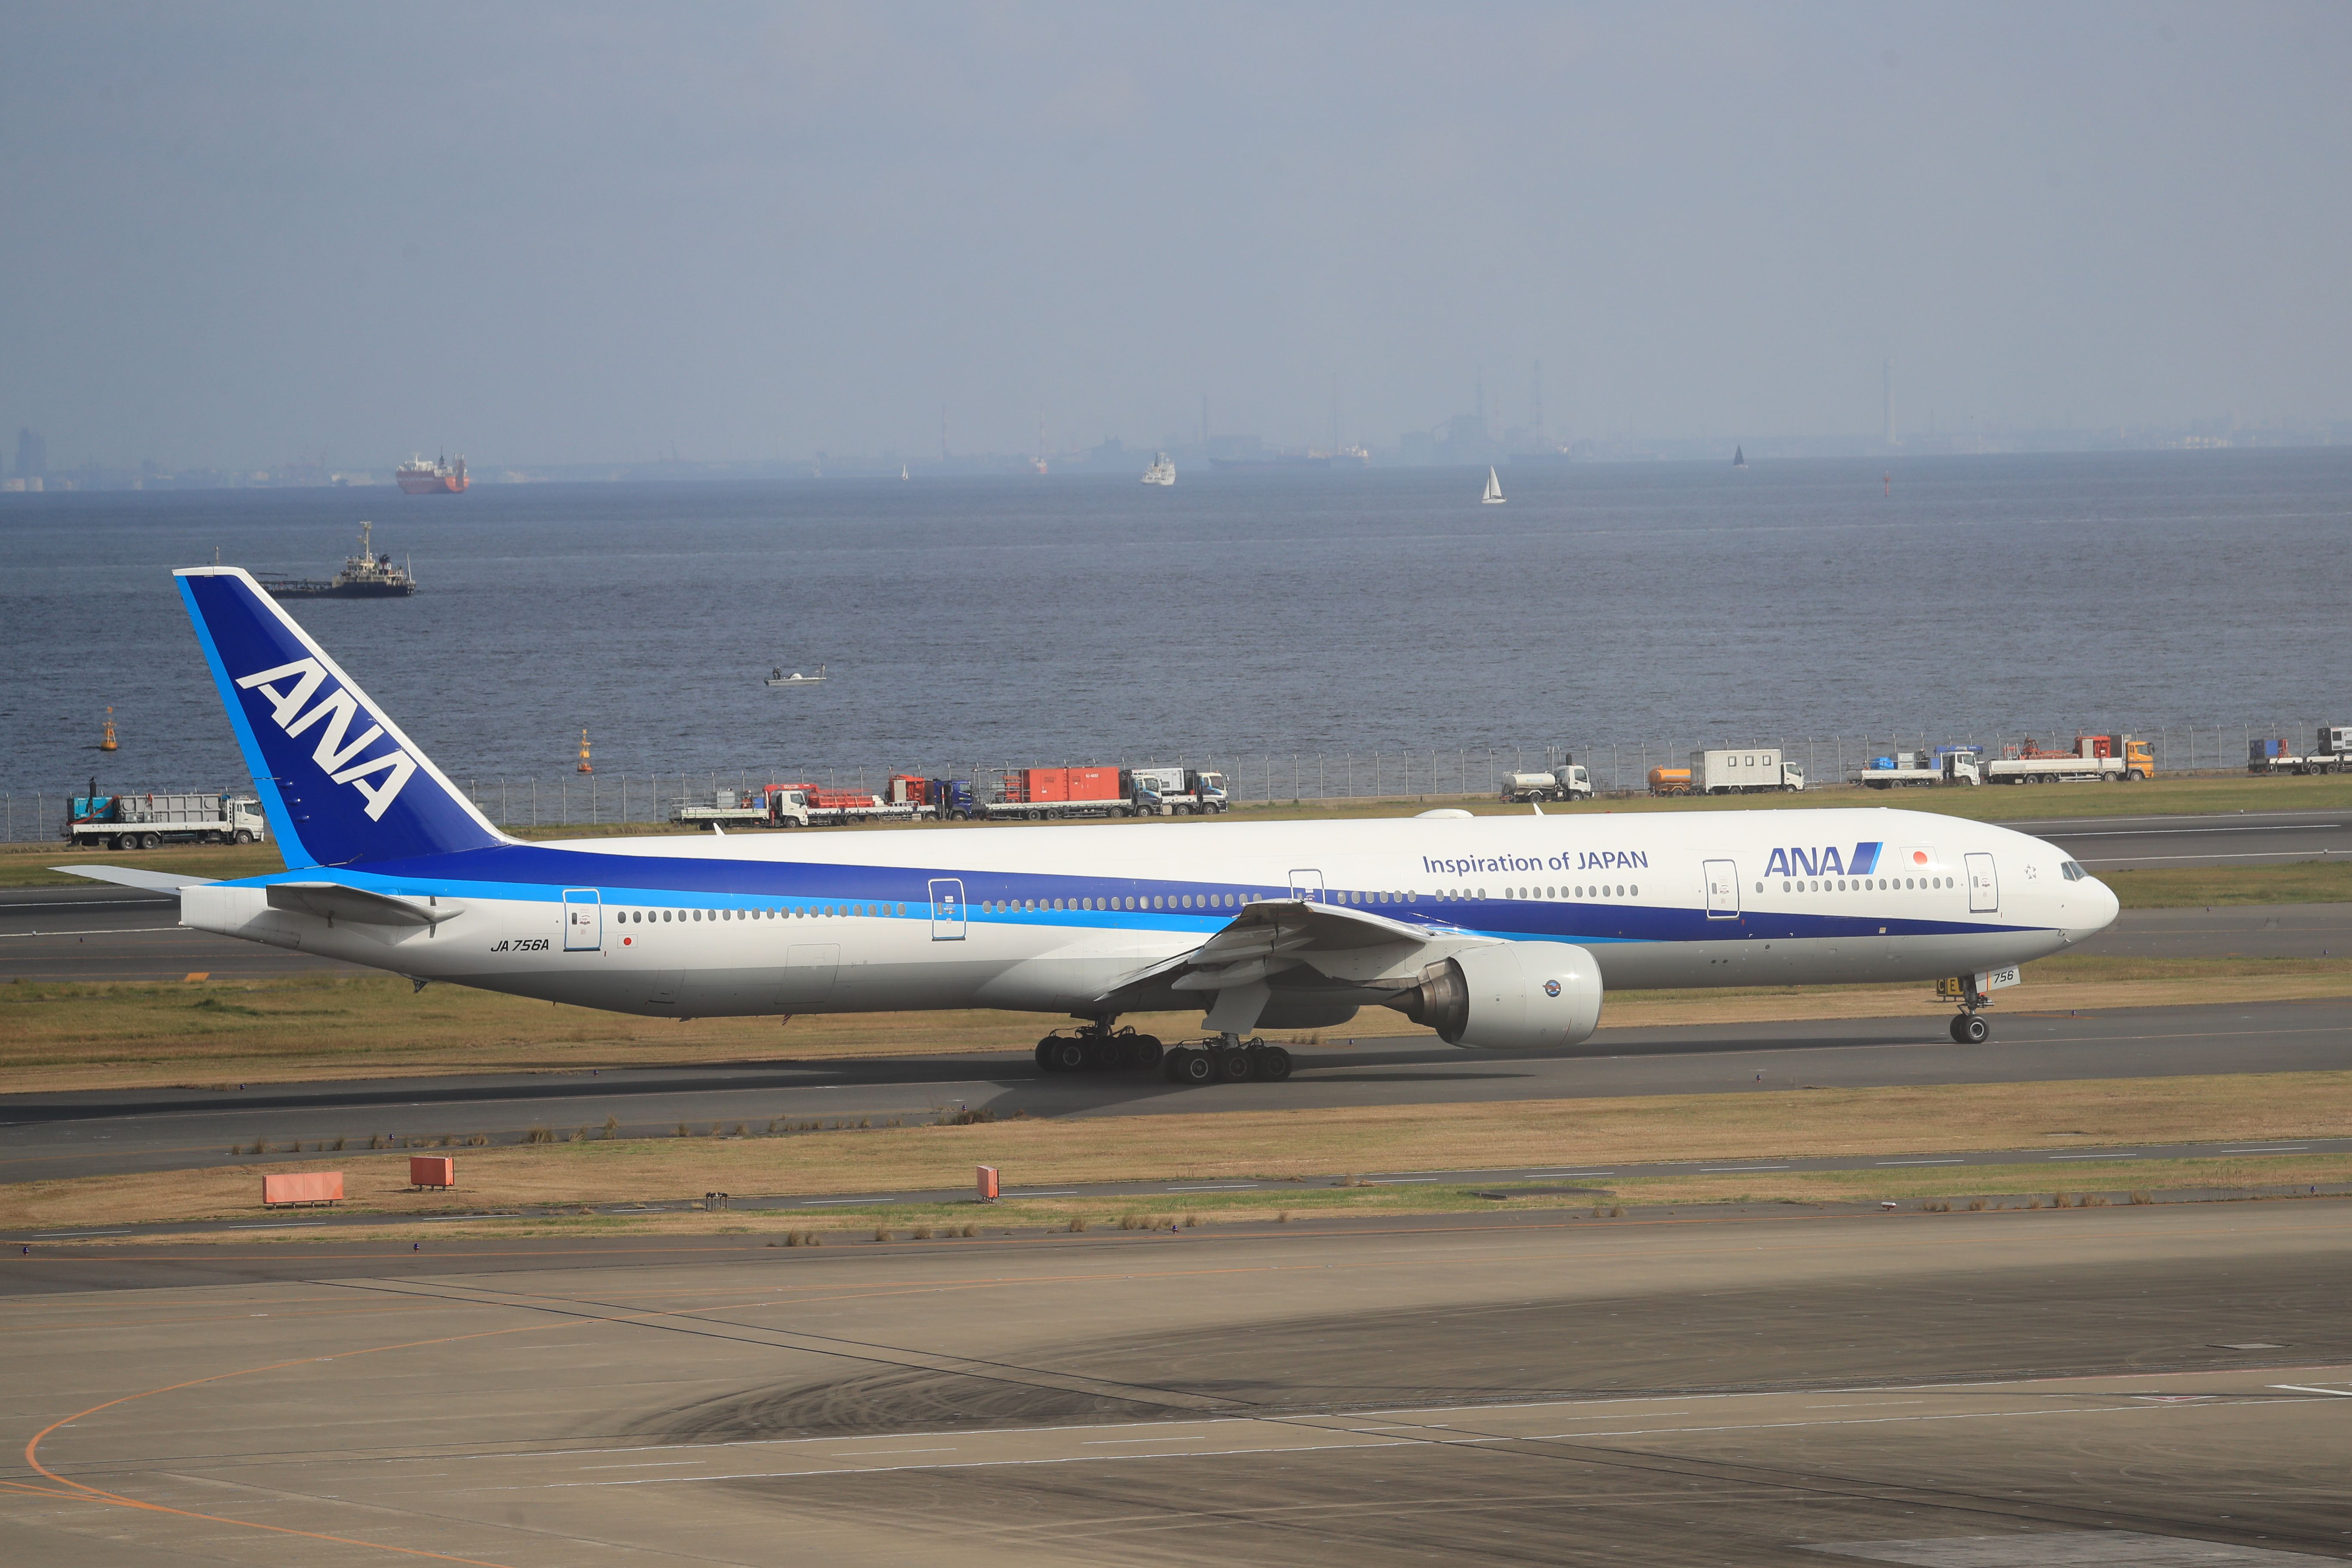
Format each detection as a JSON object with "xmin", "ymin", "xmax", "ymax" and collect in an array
[
  {"xmin": 1034, "ymin": 1024, "xmax": 1164, "ymax": 1074},
  {"xmin": 1161, "ymin": 1037, "xmax": 1292, "ymax": 1086},
  {"xmin": 1951, "ymin": 1014, "xmax": 1990, "ymax": 1045}
]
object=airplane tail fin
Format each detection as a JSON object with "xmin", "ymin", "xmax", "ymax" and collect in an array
[{"xmin": 175, "ymin": 567, "xmax": 506, "ymax": 868}]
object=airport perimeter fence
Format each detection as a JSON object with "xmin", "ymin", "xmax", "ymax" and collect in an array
[{"xmin": 3, "ymin": 720, "xmax": 2333, "ymax": 842}]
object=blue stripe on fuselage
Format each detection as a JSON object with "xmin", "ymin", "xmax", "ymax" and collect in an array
[{"xmin": 210, "ymin": 839, "xmax": 2044, "ymax": 944}]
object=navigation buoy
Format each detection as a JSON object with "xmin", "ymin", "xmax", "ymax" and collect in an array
[
  {"xmin": 99, "ymin": 707, "xmax": 118, "ymax": 752},
  {"xmin": 576, "ymin": 728, "xmax": 593, "ymax": 774},
  {"xmin": 1883, "ymin": 471, "xmax": 1891, "ymax": 496}
]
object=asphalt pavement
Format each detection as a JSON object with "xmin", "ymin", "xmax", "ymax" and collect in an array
[{"xmin": 5, "ymin": 995, "xmax": 2346, "ymax": 1186}]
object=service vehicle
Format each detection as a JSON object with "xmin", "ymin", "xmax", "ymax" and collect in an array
[
  {"xmin": 1125, "ymin": 766, "xmax": 1230, "ymax": 814},
  {"xmin": 1851, "ymin": 750, "xmax": 1983, "ymax": 788},
  {"xmin": 763, "ymin": 784, "xmax": 922, "ymax": 827},
  {"xmin": 2247, "ymin": 729, "xmax": 2351, "ymax": 775},
  {"xmin": 1648, "ymin": 766, "xmax": 1694, "ymax": 796},
  {"xmin": 1983, "ymin": 734, "xmax": 2153, "ymax": 784},
  {"xmin": 1690, "ymin": 748, "xmax": 1805, "ymax": 794},
  {"xmin": 982, "ymin": 766, "xmax": 1133, "ymax": 821},
  {"xmin": 670, "ymin": 788, "xmax": 772, "ymax": 828},
  {"xmin": 1501, "ymin": 763, "xmax": 1593, "ymax": 802},
  {"xmin": 65, "ymin": 790, "xmax": 267, "ymax": 849}
]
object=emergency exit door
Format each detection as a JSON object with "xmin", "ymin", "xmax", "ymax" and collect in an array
[
  {"xmin": 928, "ymin": 879, "xmax": 966, "ymax": 940},
  {"xmin": 1703, "ymin": 860, "xmax": 1740, "ymax": 918},
  {"xmin": 1965, "ymin": 852, "xmax": 2000, "ymax": 913},
  {"xmin": 1288, "ymin": 869, "xmax": 1325, "ymax": 903},
  {"xmin": 562, "ymin": 888, "xmax": 602, "ymax": 950}
]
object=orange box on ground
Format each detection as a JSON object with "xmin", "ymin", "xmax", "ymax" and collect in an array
[
  {"xmin": 409, "ymin": 1156, "xmax": 455, "ymax": 1188},
  {"xmin": 262, "ymin": 1170, "xmax": 343, "ymax": 1206},
  {"xmin": 976, "ymin": 1165, "xmax": 1000, "ymax": 1201}
]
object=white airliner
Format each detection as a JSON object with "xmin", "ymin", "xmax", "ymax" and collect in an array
[{"xmin": 66, "ymin": 567, "xmax": 2119, "ymax": 1084}]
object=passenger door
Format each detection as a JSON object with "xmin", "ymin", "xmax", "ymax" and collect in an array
[
  {"xmin": 1703, "ymin": 860, "xmax": 1740, "ymax": 919},
  {"xmin": 1288, "ymin": 868, "xmax": 1326, "ymax": 903},
  {"xmin": 928, "ymin": 878, "xmax": 966, "ymax": 940},
  {"xmin": 1965, "ymin": 852, "xmax": 1999, "ymax": 913},
  {"xmin": 561, "ymin": 888, "xmax": 602, "ymax": 951}
]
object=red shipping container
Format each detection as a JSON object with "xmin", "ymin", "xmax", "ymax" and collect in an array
[
  {"xmin": 976, "ymin": 1164, "xmax": 1000, "ymax": 1201},
  {"xmin": 1029, "ymin": 768, "xmax": 1069, "ymax": 802},
  {"xmin": 1067, "ymin": 767, "xmax": 1121, "ymax": 802},
  {"xmin": 262, "ymin": 1170, "xmax": 343, "ymax": 1206},
  {"xmin": 410, "ymin": 1156, "xmax": 455, "ymax": 1188}
]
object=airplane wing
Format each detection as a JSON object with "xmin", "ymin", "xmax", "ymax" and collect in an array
[
  {"xmin": 1087, "ymin": 897, "xmax": 1467, "ymax": 1026},
  {"xmin": 52, "ymin": 864, "xmax": 218, "ymax": 894}
]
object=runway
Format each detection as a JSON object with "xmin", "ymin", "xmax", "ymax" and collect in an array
[
  {"xmin": 4, "ymin": 1202, "xmax": 2347, "ymax": 1564},
  {"xmin": 5, "ymin": 996, "xmax": 2346, "ymax": 1185}
]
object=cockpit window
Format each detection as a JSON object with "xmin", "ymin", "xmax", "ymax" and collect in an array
[{"xmin": 2060, "ymin": 861, "xmax": 2088, "ymax": 881}]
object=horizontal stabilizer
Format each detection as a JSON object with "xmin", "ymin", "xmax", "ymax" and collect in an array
[
  {"xmin": 266, "ymin": 882, "xmax": 465, "ymax": 927},
  {"xmin": 51, "ymin": 865, "xmax": 219, "ymax": 894}
]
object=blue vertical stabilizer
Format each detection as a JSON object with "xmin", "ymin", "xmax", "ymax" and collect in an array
[{"xmin": 175, "ymin": 567, "xmax": 505, "ymax": 867}]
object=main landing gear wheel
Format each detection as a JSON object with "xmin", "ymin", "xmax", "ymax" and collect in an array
[
  {"xmin": 1951, "ymin": 1014, "xmax": 1990, "ymax": 1044},
  {"xmin": 1166, "ymin": 1048, "xmax": 1217, "ymax": 1084},
  {"xmin": 1219, "ymin": 1048, "xmax": 1255, "ymax": 1083},
  {"xmin": 1257, "ymin": 1045, "xmax": 1293, "ymax": 1081}
]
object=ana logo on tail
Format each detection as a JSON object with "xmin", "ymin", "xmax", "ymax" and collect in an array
[{"xmin": 234, "ymin": 658, "xmax": 416, "ymax": 820}]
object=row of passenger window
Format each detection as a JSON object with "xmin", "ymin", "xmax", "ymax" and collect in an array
[
  {"xmin": 1440, "ymin": 885, "xmax": 1635, "ymax": 902},
  {"xmin": 1770, "ymin": 876, "xmax": 1953, "ymax": 894},
  {"xmin": 980, "ymin": 892, "xmax": 1257, "ymax": 915},
  {"xmin": 616, "ymin": 902, "xmax": 905, "ymax": 925}
]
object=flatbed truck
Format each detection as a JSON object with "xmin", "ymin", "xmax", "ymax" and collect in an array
[
  {"xmin": 2248, "ymin": 728, "xmax": 2351, "ymax": 775},
  {"xmin": 65, "ymin": 791, "xmax": 267, "ymax": 849},
  {"xmin": 1850, "ymin": 750, "xmax": 1983, "ymax": 788},
  {"xmin": 1983, "ymin": 734, "xmax": 2153, "ymax": 784}
]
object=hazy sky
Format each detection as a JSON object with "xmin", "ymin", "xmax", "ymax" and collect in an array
[{"xmin": 5, "ymin": 2, "xmax": 2348, "ymax": 467}]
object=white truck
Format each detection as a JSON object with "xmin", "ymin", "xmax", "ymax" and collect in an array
[
  {"xmin": 670, "ymin": 789, "xmax": 771, "ymax": 828},
  {"xmin": 1500, "ymin": 763, "xmax": 1593, "ymax": 802},
  {"xmin": 1850, "ymin": 750, "xmax": 1983, "ymax": 788},
  {"xmin": 2247, "ymin": 728, "xmax": 2351, "ymax": 776},
  {"xmin": 1983, "ymin": 734, "xmax": 2153, "ymax": 784},
  {"xmin": 1124, "ymin": 767, "xmax": 1230, "ymax": 815},
  {"xmin": 66, "ymin": 791, "xmax": 267, "ymax": 850},
  {"xmin": 1690, "ymin": 748, "xmax": 1804, "ymax": 794}
]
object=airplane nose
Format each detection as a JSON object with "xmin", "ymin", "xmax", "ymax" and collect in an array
[{"xmin": 2075, "ymin": 875, "xmax": 2120, "ymax": 941}]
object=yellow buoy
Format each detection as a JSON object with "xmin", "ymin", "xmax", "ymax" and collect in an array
[
  {"xmin": 99, "ymin": 707, "xmax": 118, "ymax": 752},
  {"xmin": 576, "ymin": 727, "xmax": 593, "ymax": 774}
]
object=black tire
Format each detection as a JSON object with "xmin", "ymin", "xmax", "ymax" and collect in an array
[
  {"xmin": 1131, "ymin": 1039, "xmax": 1163, "ymax": 1071},
  {"xmin": 1258, "ymin": 1046, "xmax": 1293, "ymax": 1081},
  {"xmin": 1219, "ymin": 1049, "xmax": 1255, "ymax": 1083},
  {"xmin": 1035, "ymin": 1041, "xmax": 1060, "ymax": 1072},
  {"xmin": 1050, "ymin": 1039, "xmax": 1089, "ymax": 1073},
  {"xmin": 114, "ymin": 834, "xmax": 137, "ymax": 852},
  {"xmin": 234, "ymin": 829, "xmax": 255, "ymax": 843},
  {"xmin": 1951, "ymin": 1014, "xmax": 1990, "ymax": 1044},
  {"xmin": 1176, "ymin": 1049, "xmax": 1216, "ymax": 1085},
  {"xmin": 141, "ymin": 832, "xmax": 162, "ymax": 850}
]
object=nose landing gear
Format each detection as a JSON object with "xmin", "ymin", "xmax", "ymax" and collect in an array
[
  {"xmin": 1950, "ymin": 1012, "xmax": 1991, "ymax": 1044},
  {"xmin": 1939, "ymin": 974, "xmax": 1994, "ymax": 1043}
]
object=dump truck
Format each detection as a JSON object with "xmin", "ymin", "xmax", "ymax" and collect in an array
[
  {"xmin": 1501, "ymin": 762, "xmax": 1593, "ymax": 802},
  {"xmin": 65, "ymin": 791, "xmax": 267, "ymax": 849},
  {"xmin": 1983, "ymin": 734, "xmax": 2153, "ymax": 784},
  {"xmin": 1689, "ymin": 748, "xmax": 1805, "ymax": 794}
]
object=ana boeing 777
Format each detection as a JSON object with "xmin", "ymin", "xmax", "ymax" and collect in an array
[{"xmin": 64, "ymin": 567, "xmax": 2119, "ymax": 1084}]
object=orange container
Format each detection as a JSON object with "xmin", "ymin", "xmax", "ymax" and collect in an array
[
  {"xmin": 976, "ymin": 1164, "xmax": 1000, "ymax": 1201},
  {"xmin": 1067, "ymin": 767, "xmax": 1121, "ymax": 802},
  {"xmin": 409, "ymin": 1156, "xmax": 455, "ymax": 1188},
  {"xmin": 262, "ymin": 1170, "xmax": 344, "ymax": 1206}
]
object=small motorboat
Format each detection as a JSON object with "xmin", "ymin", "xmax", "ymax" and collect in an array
[{"xmin": 764, "ymin": 664, "xmax": 828, "ymax": 687}]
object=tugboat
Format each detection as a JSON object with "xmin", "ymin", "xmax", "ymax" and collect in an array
[
  {"xmin": 763, "ymin": 663, "xmax": 828, "ymax": 687},
  {"xmin": 1141, "ymin": 452, "xmax": 1176, "ymax": 486},
  {"xmin": 259, "ymin": 521, "xmax": 419, "ymax": 598}
]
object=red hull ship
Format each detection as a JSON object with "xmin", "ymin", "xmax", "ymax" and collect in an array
[{"xmin": 396, "ymin": 453, "xmax": 468, "ymax": 493}]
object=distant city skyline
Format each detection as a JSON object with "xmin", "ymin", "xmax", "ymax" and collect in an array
[{"xmin": 4, "ymin": 3, "xmax": 2348, "ymax": 472}]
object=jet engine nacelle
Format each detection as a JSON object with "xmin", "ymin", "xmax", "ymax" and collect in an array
[{"xmin": 1388, "ymin": 940, "xmax": 1603, "ymax": 1050}]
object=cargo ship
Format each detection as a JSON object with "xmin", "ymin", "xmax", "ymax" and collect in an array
[
  {"xmin": 257, "ymin": 521, "xmax": 417, "ymax": 598},
  {"xmin": 396, "ymin": 453, "xmax": 468, "ymax": 493}
]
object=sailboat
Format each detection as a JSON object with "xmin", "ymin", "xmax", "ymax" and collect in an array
[
  {"xmin": 1481, "ymin": 466, "xmax": 1506, "ymax": 505},
  {"xmin": 900, "ymin": 463, "xmax": 910, "ymax": 481},
  {"xmin": 1733, "ymin": 446, "xmax": 1747, "ymax": 469}
]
